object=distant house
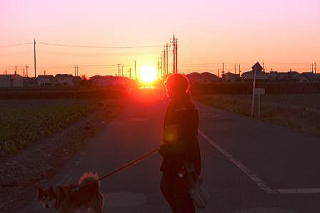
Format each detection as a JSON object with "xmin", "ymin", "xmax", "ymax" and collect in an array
[
  {"xmin": 299, "ymin": 72, "xmax": 320, "ymax": 83},
  {"xmin": 268, "ymin": 71, "xmax": 300, "ymax": 81},
  {"xmin": 222, "ymin": 72, "xmax": 240, "ymax": 82},
  {"xmin": 55, "ymin": 74, "xmax": 78, "ymax": 86},
  {"xmin": 23, "ymin": 77, "xmax": 37, "ymax": 87},
  {"xmin": 186, "ymin": 72, "xmax": 219, "ymax": 84},
  {"xmin": 37, "ymin": 75, "xmax": 56, "ymax": 86},
  {"xmin": 241, "ymin": 62, "xmax": 268, "ymax": 80},
  {"xmin": 0, "ymin": 74, "xmax": 23, "ymax": 87}
]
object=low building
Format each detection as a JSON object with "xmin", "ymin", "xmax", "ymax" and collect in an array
[
  {"xmin": 186, "ymin": 72, "xmax": 219, "ymax": 84},
  {"xmin": 55, "ymin": 74, "xmax": 77, "ymax": 86},
  {"xmin": 0, "ymin": 74, "xmax": 23, "ymax": 87},
  {"xmin": 222, "ymin": 72, "xmax": 240, "ymax": 81},
  {"xmin": 23, "ymin": 77, "xmax": 37, "ymax": 87},
  {"xmin": 299, "ymin": 72, "xmax": 320, "ymax": 83},
  {"xmin": 37, "ymin": 75, "xmax": 56, "ymax": 86},
  {"xmin": 241, "ymin": 62, "xmax": 268, "ymax": 80},
  {"xmin": 268, "ymin": 71, "xmax": 300, "ymax": 81}
]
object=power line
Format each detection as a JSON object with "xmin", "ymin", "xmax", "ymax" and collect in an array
[
  {"xmin": 33, "ymin": 51, "xmax": 160, "ymax": 56},
  {"xmin": 37, "ymin": 41, "xmax": 163, "ymax": 49},
  {"xmin": 0, "ymin": 42, "xmax": 33, "ymax": 47}
]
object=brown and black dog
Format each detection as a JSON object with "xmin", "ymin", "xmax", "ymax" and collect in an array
[{"xmin": 38, "ymin": 172, "xmax": 104, "ymax": 213}]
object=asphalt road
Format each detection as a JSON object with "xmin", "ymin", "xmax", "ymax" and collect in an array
[{"xmin": 21, "ymin": 95, "xmax": 320, "ymax": 213}]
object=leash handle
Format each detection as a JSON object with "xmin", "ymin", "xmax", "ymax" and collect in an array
[{"xmin": 98, "ymin": 147, "xmax": 159, "ymax": 181}]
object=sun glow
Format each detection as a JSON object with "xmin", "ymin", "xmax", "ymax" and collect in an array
[{"xmin": 139, "ymin": 65, "xmax": 157, "ymax": 84}]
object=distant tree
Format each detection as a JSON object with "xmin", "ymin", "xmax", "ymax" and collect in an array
[
  {"xmin": 81, "ymin": 74, "xmax": 88, "ymax": 81},
  {"xmin": 80, "ymin": 74, "xmax": 90, "ymax": 87}
]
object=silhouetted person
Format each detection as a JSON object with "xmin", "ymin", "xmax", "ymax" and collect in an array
[{"xmin": 160, "ymin": 74, "xmax": 201, "ymax": 213}]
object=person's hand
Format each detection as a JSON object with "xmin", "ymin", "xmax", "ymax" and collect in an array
[
  {"xmin": 184, "ymin": 163, "xmax": 200, "ymax": 181},
  {"xmin": 159, "ymin": 144, "xmax": 170, "ymax": 157}
]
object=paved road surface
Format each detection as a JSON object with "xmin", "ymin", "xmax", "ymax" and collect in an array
[{"xmin": 21, "ymin": 96, "xmax": 320, "ymax": 213}]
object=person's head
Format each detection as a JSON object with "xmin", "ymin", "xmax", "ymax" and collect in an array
[{"xmin": 165, "ymin": 74, "xmax": 190, "ymax": 98}]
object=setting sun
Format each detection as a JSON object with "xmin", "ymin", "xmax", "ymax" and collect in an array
[{"xmin": 139, "ymin": 65, "xmax": 157, "ymax": 83}]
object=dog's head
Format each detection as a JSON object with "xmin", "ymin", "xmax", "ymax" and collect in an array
[{"xmin": 38, "ymin": 187, "xmax": 57, "ymax": 209}]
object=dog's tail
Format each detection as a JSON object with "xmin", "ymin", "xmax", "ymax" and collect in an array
[{"xmin": 79, "ymin": 172, "xmax": 100, "ymax": 189}]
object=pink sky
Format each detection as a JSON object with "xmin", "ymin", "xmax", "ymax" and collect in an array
[{"xmin": 0, "ymin": 0, "xmax": 319, "ymax": 77}]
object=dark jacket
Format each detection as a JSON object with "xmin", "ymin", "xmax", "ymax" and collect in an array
[{"xmin": 160, "ymin": 95, "xmax": 201, "ymax": 176}]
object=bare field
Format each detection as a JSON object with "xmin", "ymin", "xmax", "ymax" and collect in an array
[
  {"xmin": 196, "ymin": 94, "xmax": 320, "ymax": 137},
  {"xmin": 0, "ymin": 99, "xmax": 94, "ymax": 155}
]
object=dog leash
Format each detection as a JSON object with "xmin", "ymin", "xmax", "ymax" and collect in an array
[
  {"xmin": 74, "ymin": 147, "xmax": 160, "ymax": 190},
  {"xmin": 98, "ymin": 147, "xmax": 160, "ymax": 181}
]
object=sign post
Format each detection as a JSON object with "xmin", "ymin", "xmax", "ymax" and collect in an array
[
  {"xmin": 253, "ymin": 88, "xmax": 265, "ymax": 118},
  {"xmin": 251, "ymin": 66, "xmax": 257, "ymax": 117}
]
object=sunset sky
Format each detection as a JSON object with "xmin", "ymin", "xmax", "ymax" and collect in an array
[{"xmin": 0, "ymin": 0, "xmax": 319, "ymax": 77}]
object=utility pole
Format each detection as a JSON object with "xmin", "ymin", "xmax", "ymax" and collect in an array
[
  {"xmin": 172, "ymin": 36, "xmax": 175, "ymax": 74},
  {"xmin": 175, "ymin": 36, "xmax": 178, "ymax": 73},
  {"xmin": 163, "ymin": 50, "xmax": 166, "ymax": 78},
  {"xmin": 74, "ymin": 65, "xmax": 77, "ymax": 76},
  {"xmin": 234, "ymin": 64, "xmax": 237, "ymax": 74},
  {"xmin": 121, "ymin": 65, "xmax": 124, "ymax": 77},
  {"xmin": 157, "ymin": 58, "xmax": 160, "ymax": 79},
  {"xmin": 315, "ymin": 62, "xmax": 317, "ymax": 74},
  {"xmin": 162, "ymin": 48, "xmax": 165, "ymax": 77},
  {"xmin": 165, "ymin": 44, "xmax": 169, "ymax": 75},
  {"xmin": 238, "ymin": 64, "xmax": 241, "ymax": 75},
  {"xmin": 160, "ymin": 54, "xmax": 163, "ymax": 79},
  {"xmin": 222, "ymin": 63, "xmax": 224, "ymax": 75},
  {"xmin": 117, "ymin": 64, "xmax": 121, "ymax": 76},
  {"xmin": 26, "ymin": 65, "xmax": 29, "ymax": 77},
  {"xmin": 77, "ymin": 65, "xmax": 79, "ymax": 76},
  {"xmin": 312, "ymin": 63, "xmax": 314, "ymax": 73},
  {"xmin": 14, "ymin": 66, "xmax": 17, "ymax": 75},
  {"xmin": 171, "ymin": 35, "xmax": 178, "ymax": 74},
  {"xmin": 33, "ymin": 39, "xmax": 37, "ymax": 78},
  {"xmin": 163, "ymin": 47, "xmax": 166, "ymax": 76},
  {"xmin": 251, "ymin": 65, "xmax": 257, "ymax": 117},
  {"xmin": 134, "ymin": 61, "xmax": 137, "ymax": 79},
  {"xmin": 160, "ymin": 55, "xmax": 162, "ymax": 79}
]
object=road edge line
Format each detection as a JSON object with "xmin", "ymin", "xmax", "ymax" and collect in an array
[
  {"xmin": 199, "ymin": 130, "xmax": 277, "ymax": 195},
  {"xmin": 278, "ymin": 188, "xmax": 320, "ymax": 194}
]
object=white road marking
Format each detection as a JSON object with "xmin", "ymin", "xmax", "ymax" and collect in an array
[
  {"xmin": 235, "ymin": 208, "xmax": 296, "ymax": 213},
  {"xmin": 199, "ymin": 130, "xmax": 277, "ymax": 195},
  {"xmin": 278, "ymin": 188, "xmax": 320, "ymax": 194}
]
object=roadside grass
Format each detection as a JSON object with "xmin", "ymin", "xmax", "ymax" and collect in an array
[
  {"xmin": 196, "ymin": 94, "xmax": 320, "ymax": 137},
  {"xmin": 0, "ymin": 100, "xmax": 93, "ymax": 155}
]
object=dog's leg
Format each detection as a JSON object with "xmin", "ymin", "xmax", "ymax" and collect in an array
[
  {"xmin": 61, "ymin": 207, "xmax": 73, "ymax": 213},
  {"xmin": 91, "ymin": 196, "xmax": 103, "ymax": 213},
  {"xmin": 92, "ymin": 206, "xmax": 102, "ymax": 213}
]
